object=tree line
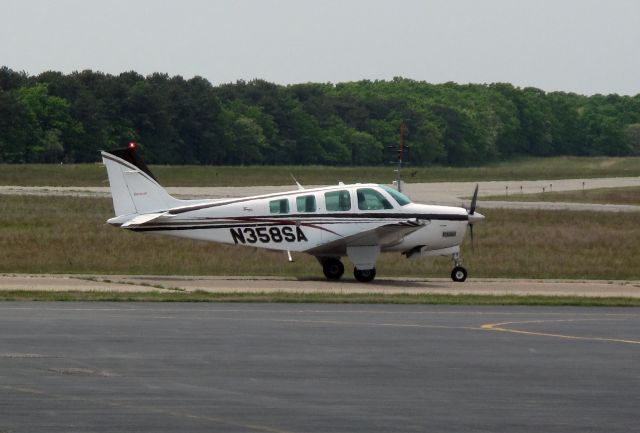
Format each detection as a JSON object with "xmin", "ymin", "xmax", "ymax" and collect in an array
[{"xmin": 1, "ymin": 66, "xmax": 639, "ymax": 166}]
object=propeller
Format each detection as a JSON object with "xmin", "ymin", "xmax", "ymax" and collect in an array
[
  {"xmin": 469, "ymin": 184, "xmax": 478, "ymax": 216},
  {"xmin": 466, "ymin": 184, "xmax": 484, "ymax": 252},
  {"xmin": 469, "ymin": 223, "xmax": 475, "ymax": 252}
]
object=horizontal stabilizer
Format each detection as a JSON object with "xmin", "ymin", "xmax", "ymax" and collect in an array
[{"xmin": 121, "ymin": 212, "xmax": 167, "ymax": 228}]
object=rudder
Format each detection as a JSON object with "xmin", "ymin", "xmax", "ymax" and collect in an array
[{"xmin": 101, "ymin": 145, "xmax": 180, "ymax": 217}]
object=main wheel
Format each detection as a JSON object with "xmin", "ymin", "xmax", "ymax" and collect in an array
[
  {"xmin": 354, "ymin": 267, "xmax": 376, "ymax": 283},
  {"xmin": 322, "ymin": 258, "xmax": 344, "ymax": 280},
  {"xmin": 451, "ymin": 266, "xmax": 468, "ymax": 282}
]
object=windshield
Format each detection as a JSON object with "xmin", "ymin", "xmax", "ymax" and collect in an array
[{"xmin": 379, "ymin": 185, "xmax": 412, "ymax": 206}]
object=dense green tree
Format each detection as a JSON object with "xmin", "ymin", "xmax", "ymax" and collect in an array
[
  {"xmin": 344, "ymin": 127, "xmax": 382, "ymax": 165},
  {"xmin": 11, "ymin": 84, "xmax": 81, "ymax": 162},
  {"xmin": 0, "ymin": 68, "xmax": 638, "ymax": 166},
  {"xmin": 0, "ymin": 67, "xmax": 28, "ymax": 91},
  {"xmin": 624, "ymin": 123, "xmax": 640, "ymax": 155},
  {"xmin": 230, "ymin": 116, "xmax": 267, "ymax": 164},
  {"xmin": 0, "ymin": 89, "xmax": 30, "ymax": 162}
]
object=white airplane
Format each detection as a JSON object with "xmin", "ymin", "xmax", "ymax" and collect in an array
[{"xmin": 101, "ymin": 144, "xmax": 484, "ymax": 282}]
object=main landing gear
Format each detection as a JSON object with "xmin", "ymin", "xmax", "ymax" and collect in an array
[
  {"xmin": 450, "ymin": 252, "xmax": 468, "ymax": 282},
  {"xmin": 354, "ymin": 267, "xmax": 376, "ymax": 283},
  {"xmin": 321, "ymin": 258, "xmax": 377, "ymax": 283},
  {"xmin": 322, "ymin": 258, "xmax": 345, "ymax": 280}
]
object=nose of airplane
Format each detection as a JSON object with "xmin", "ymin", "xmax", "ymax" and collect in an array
[{"xmin": 468, "ymin": 212, "xmax": 485, "ymax": 224}]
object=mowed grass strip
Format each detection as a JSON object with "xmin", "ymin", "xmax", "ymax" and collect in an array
[
  {"xmin": 0, "ymin": 290, "xmax": 639, "ymax": 306},
  {"xmin": 2, "ymin": 156, "xmax": 640, "ymax": 187},
  {"xmin": 483, "ymin": 186, "xmax": 640, "ymax": 205},
  {"xmin": 1, "ymin": 195, "xmax": 639, "ymax": 280}
]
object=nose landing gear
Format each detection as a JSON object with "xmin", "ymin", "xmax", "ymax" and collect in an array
[
  {"xmin": 450, "ymin": 252, "xmax": 468, "ymax": 282},
  {"xmin": 451, "ymin": 266, "xmax": 468, "ymax": 282}
]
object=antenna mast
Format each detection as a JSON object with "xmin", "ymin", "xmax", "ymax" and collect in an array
[
  {"xmin": 396, "ymin": 121, "xmax": 404, "ymax": 192},
  {"xmin": 387, "ymin": 121, "xmax": 408, "ymax": 192}
]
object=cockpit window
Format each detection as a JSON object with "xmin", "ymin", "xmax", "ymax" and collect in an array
[
  {"xmin": 379, "ymin": 185, "xmax": 412, "ymax": 206},
  {"xmin": 325, "ymin": 190, "xmax": 351, "ymax": 211},
  {"xmin": 357, "ymin": 188, "xmax": 394, "ymax": 210}
]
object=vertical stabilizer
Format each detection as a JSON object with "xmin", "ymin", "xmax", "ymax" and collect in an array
[{"xmin": 101, "ymin": 145, "xmax": 180, "ymax": 216}]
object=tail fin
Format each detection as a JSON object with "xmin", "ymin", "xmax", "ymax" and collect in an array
[{"xmin": 101, "ymin": 144, "xmax": 180, "ymax": 216}]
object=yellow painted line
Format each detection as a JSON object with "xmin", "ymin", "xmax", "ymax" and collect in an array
[
  {"xmin": 0, "ymin": 384, "xmax": 297, "ymax": 433},
  {"xmin": 136, "ymin": 314, "xmax": 484, "ymax": 332},
  {"xmin": 481, "ymin": 318, "xmax": 640, "ymax": 345}
]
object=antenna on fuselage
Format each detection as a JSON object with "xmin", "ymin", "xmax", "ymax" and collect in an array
[{"xmin": 290, "ymin": 174, "xmax": 304, "ymax": 190}]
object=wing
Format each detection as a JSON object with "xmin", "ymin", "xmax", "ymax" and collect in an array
[{"xmin": 304, "ymin": 220, "xmax": 425, "ymax": 256}]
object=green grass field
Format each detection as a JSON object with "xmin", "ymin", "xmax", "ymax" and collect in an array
[
  {"xmin": 482, "ymin": 186, "xmax": 640, "ymax": 205},
  {"xmin": 1, "ymin": 195, "xmax": 638, "ymax": 279},
  {"xmin": 2, "ymin": 156, "xmax": 640, "ymax": 187},
  {"xmin": 0, "ymin": 290, "xmax": 638, "ymax": 306}
]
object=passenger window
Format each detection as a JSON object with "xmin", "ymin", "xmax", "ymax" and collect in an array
[
  {"xmin": 296, "ymin": 195, "xmax": 316, "ymax": 212},
  {"xmin": 324, "ymin": 190, "xmax": 351, "ymax": 211},
  {"xmin": 357, "ymin": 188, "xmax": 394, "ymax": 210},
  {"xmin": 269, "ymin": 198, "xmax": 289, "ymax": 214}
]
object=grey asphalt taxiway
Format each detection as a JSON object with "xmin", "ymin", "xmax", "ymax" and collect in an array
[
  {"xmin": 1, "ymin": 303, "xmax": 639, "ymax": 433},
  {"xmin": 3, "ymin": 176, "xmax": 640, "ymax": 212},
  {"xmin": 3, "ymin": 274, "xmax": 640, "ymax": 297}
]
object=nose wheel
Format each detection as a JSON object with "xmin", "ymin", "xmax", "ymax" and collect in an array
[
  {"xmin": 451, "ymin": 266, "xmax": 468, "ymax": 282},
  {"xmin": 450, "ymin": 252, "xmax": 468, "ymax": 282}
]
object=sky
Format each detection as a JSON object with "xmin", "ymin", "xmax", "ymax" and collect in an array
[{"xmin": 1, "ymin": 0, "xmax": 639, "ymax": 95}]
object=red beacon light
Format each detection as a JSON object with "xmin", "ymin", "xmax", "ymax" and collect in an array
[{"xmin": 128, "ymin": 142, "xmax": 136, "ymax": 149}]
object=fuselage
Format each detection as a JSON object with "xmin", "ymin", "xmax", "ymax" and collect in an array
[
  {"xmin": 101, "ymin": 144, "xmax": 484, "ymax": 282},
  {"xmin": 110, "ymin": 183, "xmax": 471, "ymax": 257}
]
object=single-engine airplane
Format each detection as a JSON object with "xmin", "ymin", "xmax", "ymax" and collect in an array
[{"xmin": 101, "ymin": 144, "xmax": 484, "ymax": 282}]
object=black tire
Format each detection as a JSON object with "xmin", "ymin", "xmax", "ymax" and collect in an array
[
  {"xmin": 322, "ymin": 258, "xmax": 344, "ymax": 280},
  {"xmin": 354, "ymin": 267, "xmax": 376, "ymax": 283},
  {"xmin": 451, "ymin": 266, "xmax": 468, "ymax": 282}
]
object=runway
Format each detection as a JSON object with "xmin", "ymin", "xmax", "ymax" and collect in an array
[
  {"xmin": 0, "ymin": 303, "xmax": 638, "ymax": 433},
  {"xmin": 2, "ymin": 176, "xmax": 640, "ymax": 212},
  {"xmin": 2, "ymin": 274, "xmax": 640, "ymax": 297}
]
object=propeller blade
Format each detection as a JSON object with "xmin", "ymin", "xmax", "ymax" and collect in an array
[
  {"xmin": 470, "ymin": 223, "xmax": 474, "ymax": 252},
  {"xmin": 470, "ymin": 184, "xmax": 479, "ymax": 215}
]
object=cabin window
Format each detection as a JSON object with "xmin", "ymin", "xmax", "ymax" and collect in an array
[
  {"xmin": 379, "ymin": 184, "xmax": 412, "ymax": 206},
  {"xmin": 296, "ymin": 195, "xmax": 316, "ymax": 212},
  {"xmin": 324, "ymin": 190, "xmax": 351, "ymax": 211},
  {"xmin": 357, "ymin": 188, "xmax": 394, "ymax": 210},
  {"xmin": 269, "ymin": 198, "xmax": 289, "ymax": 214}
]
